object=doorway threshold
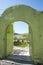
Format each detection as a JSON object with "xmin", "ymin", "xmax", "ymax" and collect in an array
[{"xmin": 1, "ymin": 55, "xmax": 34, "ymax": 64}]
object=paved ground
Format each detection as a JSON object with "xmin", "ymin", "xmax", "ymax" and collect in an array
[
  {"xmin": 0, "ymin": 60, "xmax": 34, "ymax": 65},
  {"xmin": 13, "ymin": 44, "xmax": 30, "ymax": 56},
  {"xmin": 0, "ymin": 45, "xmax": 34, "ymax": 65}
]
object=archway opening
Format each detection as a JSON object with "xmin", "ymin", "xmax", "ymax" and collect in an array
[
  {"xmin": 5, "ymin": 19, "xmax": 33, "ymax": 63},
  {"xmin": 6, "ymin": 20, "xmax": 32, "ymax": 61},
  {"xmin": 13, "ymin": 21, "xmax": 30, "ymax": 56}
]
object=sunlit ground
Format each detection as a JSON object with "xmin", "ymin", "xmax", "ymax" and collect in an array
[{"xmin": 13, "ymin": 44, "xmax": 30, "ymax": 56}]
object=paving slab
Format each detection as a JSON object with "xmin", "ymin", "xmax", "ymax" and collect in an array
[{"xmin": 2, "ymin": 55, "xmax": 34, "ymax": 64}]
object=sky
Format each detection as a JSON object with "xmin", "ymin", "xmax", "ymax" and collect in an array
[
  {"xmin": 0, "ymin": 0, "xmax": 43, "ymax": 34},
  {"xmin": 13, "ymin": 21, "xmax": 29, "ymax": 34}
]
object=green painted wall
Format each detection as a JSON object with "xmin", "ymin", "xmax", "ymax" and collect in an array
[
  {"xmin": 6, "ymin": 23, "xmax": 13, "ymax": 56},
  {"xmin": 0, "ymin": 5, "xmax": 43, "ymax": 63}
]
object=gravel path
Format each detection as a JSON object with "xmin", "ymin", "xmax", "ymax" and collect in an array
[{"xmin": 13, "ymin": 44, "xmax": 30, "ymax": 56}]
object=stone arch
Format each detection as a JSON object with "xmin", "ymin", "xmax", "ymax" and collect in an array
[{"xmin": 0, "ymin": 5, "xmax": 38, "ymax": 59}]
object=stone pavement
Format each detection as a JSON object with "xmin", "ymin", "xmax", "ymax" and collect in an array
[
  {"xmin": 13, "ymin": 44, "xmax": 30, "ymax": 56},
  {"xmin": 0, "ymin": 45, "xmax": 34, "ymax": 65},
  {"xmin": 0, "ymin": 60, "xmax": 34, "ymax": 65}
]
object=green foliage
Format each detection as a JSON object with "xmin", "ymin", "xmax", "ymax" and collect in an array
[{"xmin": 14, "ymin": 41, "xmax": 29, "ymax": 48}]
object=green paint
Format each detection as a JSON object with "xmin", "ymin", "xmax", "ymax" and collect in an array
[{"xmin": 0, "ymin": 5, "xmax": 43, "ymax": 63}]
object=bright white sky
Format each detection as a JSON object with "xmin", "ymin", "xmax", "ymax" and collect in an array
[{"xmin": 13, "ymin": 21, "xmax": 29, "ymax": 34}]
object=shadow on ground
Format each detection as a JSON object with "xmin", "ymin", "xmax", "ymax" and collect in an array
[{"xmin": 1, "ymin": 55, "xmax": 34, "ymax": 64}]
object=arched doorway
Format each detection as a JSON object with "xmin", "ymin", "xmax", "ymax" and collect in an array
[
  {"xmin": 0, "ymin": 5, "xmax": 36, "ymax": 61},
  {"xmin": 13, "ymin": 21, "xmax": 30, "ymax": 56},
  {"xmin": 6, "ymin": 20, "xmax": 32, "ymax": 56}
]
